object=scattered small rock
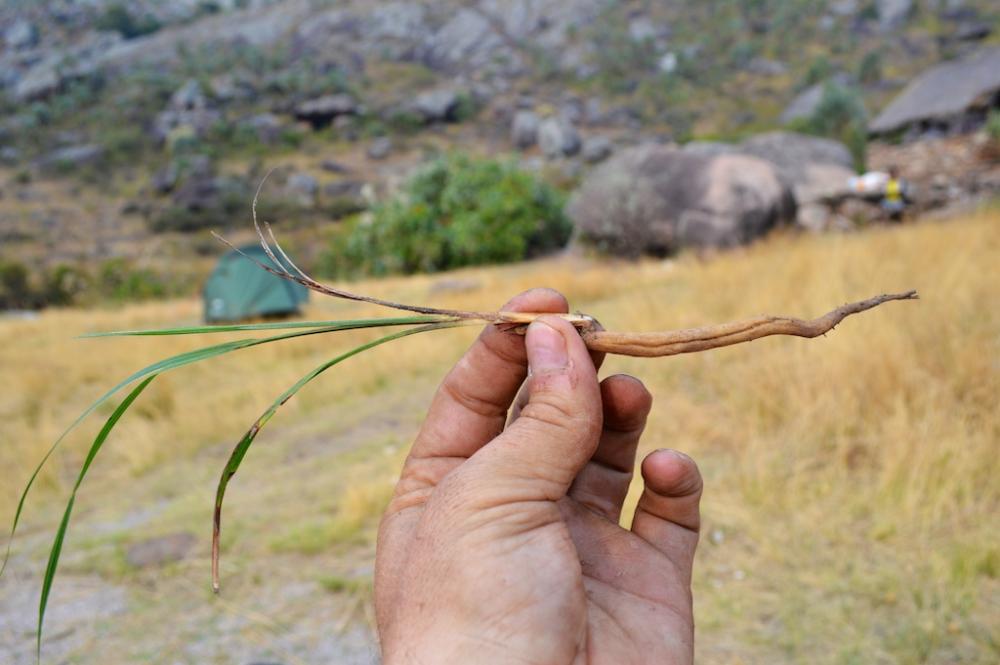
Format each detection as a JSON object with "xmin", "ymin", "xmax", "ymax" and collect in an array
[
  {"xmin": 829, "ymin": 0, "xmax": 858, "ymax": 17},
  {"xmin": 366, "ymin": 137, "xmax": 393, "ymax": 160},
  {"xmin": 13, "ymin": 61, "xmax": 61, "ymax": 102},
  {"xmin": 171, "ymin": 79, "xmax": 208, "ymax": 111},
  {"xmin": 322, "ymin": 180, "xmax": 365, "ymax": 199},
  {"xmin": 657, "ymin": 52, "xmax": 678, "ymax": 74},
  {"xmin": 38, "ymin": 144, "xmax": 104, "ymax": 171},
  {"xmin": 955, "ymin": 21, "xmax": 992, "ymax": 42},
  {"xmin": 746, "ymin": 57, "xmax": 788, "ymax": 76},
  {"xmin": 628, "ymin": 16, "xmax": 669, "ymax": 43},
  {"xmin": 154, "ymin": 80, "xmax": 221, "ymax": 142},
  {"xmin": 294, "ymin": 94, "xmax": 359, "ymax": 129},
  {"xmin": 151, "ymin": 163, "xmax": 179, "ymax": 194},
  {"xmin": 0, "ymin": 146, "xmax": 21, "ymax": 164},
  {"xmin": 411, "ymin": 88, "xmax": 460, "ymax": 123},
  {"xmin": 319, "ymin": 159, "xmax": 351, "ymax": 173},
  {"xmin": 4, "ymin": 19, "xmax": 39, "ymax": 50},
  {"xmin": 559, "ymin": 98, "xmax": 584, "ymax": 125},
  {"xmin": 584, "ymin": 97, "xmax": 605, "ymax": 125},
  {"xmin": 243, "ymin": 113, "xmax": 283, "ymax": 144},
  {"xmin": 210, "ymin": 73, "xmax": 256, "ymax": 103},
  {"xmin": 510, "ymin": 110, "xmax": 540, "ymax": 149},
  {"xmin": 877, "ymin": 0, "xmax": 912, "ymax": 31},
  {"xmin": 285, "ymin": 172, "xmax": 319, "ymax": 206},
  {"xmin": 538, "ymin": 117, "xmax": 581, "ymax": 158},
  {"xmin": 581, "ymin": 136, "xmax": 613, "ymax": 164}
]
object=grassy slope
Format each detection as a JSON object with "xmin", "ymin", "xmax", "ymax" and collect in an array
[{"xmin": 2, "ymin": 210, "xmax": 998, "ymax": 663}]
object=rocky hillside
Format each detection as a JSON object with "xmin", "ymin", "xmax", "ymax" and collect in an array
[{"xmin": 1, "ymin": 0, "xmax": 998, "ymax": 296}]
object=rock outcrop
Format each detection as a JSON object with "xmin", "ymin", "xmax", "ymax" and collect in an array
[
  {"xmin": 740, "ymin": 132, "xmax": 856, "ymax": 230},
  {"xmin": 870, "ymin": 46, "xmax": 1000, "ymax": 136},
  {"xmin": 568, "ymin": 145, "xmax": 795, "ymax": 256}
]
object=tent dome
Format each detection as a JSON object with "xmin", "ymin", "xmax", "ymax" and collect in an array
[{"xmin": 202, "ymin": 245, "xmax": 308, "ymax": 323}]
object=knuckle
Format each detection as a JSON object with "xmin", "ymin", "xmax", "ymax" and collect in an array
[{"xmin": 520, "ymin": 395, "xmax": 601, "ymax": 442}]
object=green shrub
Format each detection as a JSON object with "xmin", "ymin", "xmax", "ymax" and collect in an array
[
  {"xmin": 95, "ymin": 4, "xmax": 162, "ymax": 40},
  {"xmin": 0, "ymin": 260, "xmax": 36, "ymax": 310},
  {"xmin": 804, "ymin": 82, "xmax": 868, "ymax": 172},
  {"xmin": 324, "ymin": 156, "xmax": 571, "ymax": 277},
  {"xmin": 802, "ymin": 55, "xmax": 833, "ymax": 88},
  {"xmin": 452, "ymin": 92, "xmax": 479, "ymax": 122},
  {"xmin": 96, "ymin": 259, "xmax": 168, "ymax": 302},
  {"xmin": 857, "ymin": 50, "xmax": 883, "ymax": 85},
  {"xmin": 43, "ymin": 264, "xmax": 90, "ymax": 306},
  {"xmin": 986, "ymin": 109, "xmax": 1000, "ymax": 143}
]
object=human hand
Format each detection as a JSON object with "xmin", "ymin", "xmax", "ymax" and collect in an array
[{"xmin": 375, "ymin": 289, "xmax": 703, "ymax": 664}]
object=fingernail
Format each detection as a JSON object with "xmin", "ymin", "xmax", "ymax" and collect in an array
[{"xmin": 526, "ymin": 320, "xmax": 569, "ymax": 372}]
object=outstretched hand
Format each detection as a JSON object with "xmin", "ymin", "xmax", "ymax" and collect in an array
[{"xmin": 375, "ymin": 288, "xmax": 703, "ymax": 664}]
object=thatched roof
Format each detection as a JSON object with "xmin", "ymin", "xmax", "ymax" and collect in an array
[{"xmin": 870, "ymin": 47, "xmax": 1000, "ymax": 134}]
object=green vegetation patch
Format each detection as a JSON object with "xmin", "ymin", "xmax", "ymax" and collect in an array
[{"xmin": 324, "ymin": 155, "xmax": 571, "ymax": 277}]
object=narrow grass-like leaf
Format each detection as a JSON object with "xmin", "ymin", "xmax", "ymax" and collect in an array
[
  {"xmin": 211, "ymin": 321, "xmax": 465, "ymax": 592},
  {"xmin": 37, "ymin": 375, "xmax": 156, "ymax": 659},
  {"xmin": 2, "ymin": 322, "xmax": 434, "ymax": 575},
  {"xmin": 80, "ymin": 315, "xmax": 455, "ymax": 338}
]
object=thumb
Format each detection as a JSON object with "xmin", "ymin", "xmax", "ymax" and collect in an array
[{"xmin": 472, "ymin": 316, "xmax": 603, "ymax": 500}]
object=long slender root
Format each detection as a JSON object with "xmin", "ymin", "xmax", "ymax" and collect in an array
[{"xmin": 575, "ymin": 291, "xmax": 918, "ymax": 357}]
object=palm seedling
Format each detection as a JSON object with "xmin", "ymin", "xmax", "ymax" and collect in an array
[{"xmin": 1, "ymin": 200, "xmax": 918, "ymax": 656}]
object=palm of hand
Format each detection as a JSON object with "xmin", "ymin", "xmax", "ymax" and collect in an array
[{"xmin": 375, "ymin": 290, "xmax": 702, "ymax": 665}]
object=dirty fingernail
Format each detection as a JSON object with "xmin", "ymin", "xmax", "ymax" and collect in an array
[{"xmin": 526, "ymin": 320, "xmax": 569, "ymax": 372}]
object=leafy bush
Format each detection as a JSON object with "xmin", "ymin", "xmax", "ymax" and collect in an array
[
  {"xmin": 987, "ymin": 109, "xmax": 1000, "ymax": 143},
  {"xmin": 802, "ymin": 56, "xmax": 833, "ymax": 88},
  {"xmin": 857, "ymin": 50, "xmax": 883, "ymax": 85},
  {"xmin": 43, "ymin": 265, "xmax": 90, "ymax": 306},
  {"xmin": 0, "ymin": 260, "xmax": 187, "ymax": 310},
  {"xmin": 95, "ymin": 4, "xmax": 162, "ymax": 40},
  {"xmin": 0, "ymin": 261, "xmax": 36, "ymax": 310},
  {"xmin": 803, "ymin": 82, "xmax": 868, "ymax": 172},
  {"xmin": 96, "ymin": 259, "xmax": 169, "ymax": 302},
  {"xmin": 324, "ymin": 156, "xmax": 571, "ymax": 276}
]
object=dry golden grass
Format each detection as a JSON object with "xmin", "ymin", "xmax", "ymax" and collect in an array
[{"xmin": 2, "ymin": 210, "xmax": 998, "ymax": 663}]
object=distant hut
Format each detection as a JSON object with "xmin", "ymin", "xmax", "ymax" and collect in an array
[
  {"xmin": 203, "ymin": 245, "xmax": 308, "ymax": 323},
  {"xmin": 869, "ymin": 47, "xmax": 1000, "ymax": 138}
]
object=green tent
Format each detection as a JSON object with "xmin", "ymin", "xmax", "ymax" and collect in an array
[{"xmin": 203, "ymin": 245, "xmax": 309, "ymax": 323}]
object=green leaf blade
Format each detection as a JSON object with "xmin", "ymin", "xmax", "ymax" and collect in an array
[
  {"xmin": 79, "ymin": 315, "xmax": 456, "ymax": 338},
  {"xmin": 3, "ymin": 323, "xmax": 407, "ymax": 576},
  {"xmin": 211, "ymin": 321, "xmax": 463, "ymax": 592},
  {"xmin": 37, "ymin": 375, "xmax": 156, "ymax": 659}
]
